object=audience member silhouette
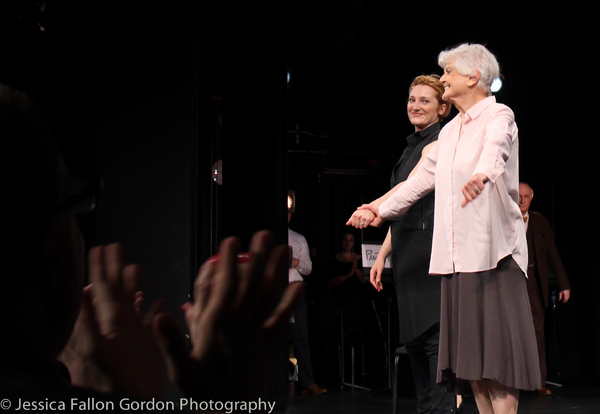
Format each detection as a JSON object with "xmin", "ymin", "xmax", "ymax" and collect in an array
[
  {"xmin": 0, "ymin": 82, "xmax": 304, "ymax": 412},
  {"xmin": 326, "ymin": 232, "xmax": 369, "ymax": 332}
]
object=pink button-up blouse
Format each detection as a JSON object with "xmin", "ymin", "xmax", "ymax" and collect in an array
[{"xmin": 379, "ymin": 96, "xmax": 527, "ymax": 276}]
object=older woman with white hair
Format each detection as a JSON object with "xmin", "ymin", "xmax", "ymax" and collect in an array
[{"xmin": 348, "ymin": 43, "xmax": 540, "ymax": 414}]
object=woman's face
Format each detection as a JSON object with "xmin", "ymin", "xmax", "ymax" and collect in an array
[
  {"xmin": 341, "ymin": 233, "xmax": 355, "ymax": 251},
  {"xmin": 407, "ymin": 84, "xmax": 445, "ymax": 131},
  {"xmin": 440, "ymin": 61, "xmax": 471, "ymax": 104}
]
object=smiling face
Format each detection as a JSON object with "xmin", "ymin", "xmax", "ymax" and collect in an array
[
  {"xmin": 407, "ymin": 84, "xmax": 446, "ymax": 131},
  {"xmin": 440, "ymin": 62, "xmax": 470, "ymax": 102},
  {"xmin": 440, "ymin": 61, "xmax": 483, "ymax": 114}
]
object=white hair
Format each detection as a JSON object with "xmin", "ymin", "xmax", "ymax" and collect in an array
[{"xmin": 438, "ymin": 43, "xmax": 500, "ymax": 95}]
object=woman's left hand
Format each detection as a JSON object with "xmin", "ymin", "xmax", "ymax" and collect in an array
[{"xmin": 461, "ymin": 174, "xmax": 489, "ymax": 207}]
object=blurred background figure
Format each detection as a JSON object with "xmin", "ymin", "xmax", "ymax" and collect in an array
[
  {"xmin": 289, "ymin": 212, "xmax": 327, "ymax": 394},
  {"xmin": 327, "ymin": 231, "xmax": 366, "ymax": 307},
  {"xmin": 0, "ymin": 81, "xmax": 304, "ymax": 410},
  {"xmin": 519, "ymin": 182, "xmax": 571, "ymax": 396}
]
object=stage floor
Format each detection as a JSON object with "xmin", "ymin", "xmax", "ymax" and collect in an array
[{"xmin": 286, "ymin": 384, "xmax": 600, "ymax": 414}]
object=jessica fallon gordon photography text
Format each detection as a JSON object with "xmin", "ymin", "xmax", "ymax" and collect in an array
[{"xmin": 3, "ymin": 397, "xmax": 277, "ymax": 412}]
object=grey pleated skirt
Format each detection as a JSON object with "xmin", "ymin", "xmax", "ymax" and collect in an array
[{"xmin": 437, "ymin": 256, "xmax": 542, "ymax": 391}]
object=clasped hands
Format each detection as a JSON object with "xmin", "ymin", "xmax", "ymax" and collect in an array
[
  {"xmin": 60, "ymin": 231, "xmax": 304, "ymax": 402},
  {"xmin": 346, "ymin": 202, "xmax": 383, "ymax": 229},
  {"xmin": 346, "ymin": 174, "xmax": 489, "ymax": 229}
]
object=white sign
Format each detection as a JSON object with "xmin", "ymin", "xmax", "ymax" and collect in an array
[{"xmin": 361, "ymin": 243, "xmax": 392, "ymax": 268}]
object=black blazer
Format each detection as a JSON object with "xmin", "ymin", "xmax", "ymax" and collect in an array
[{"xmin": 527, "ymin": 211, "xmax": 570, "ymax": 308}]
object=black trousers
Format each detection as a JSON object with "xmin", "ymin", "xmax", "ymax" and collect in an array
[
  {"xmin": 289, "ymin": 298, "xmax": 315, "ymax": 388},
  {"xmin": 404, "ymin": 323, "xmax": 455, "ymax": 414}
]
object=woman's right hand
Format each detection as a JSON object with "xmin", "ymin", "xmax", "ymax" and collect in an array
[{"xmin": 346, "ymin": 205, "xmax": 377, "ymax": 229}]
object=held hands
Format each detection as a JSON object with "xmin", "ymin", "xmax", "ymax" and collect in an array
[
  {"xmin": 153, "ymin": 231, "xmax": 305, "ymax": 402},
  {"xmin": 346, "ymin": 204, "xmax": 384, "ymax": 229}
]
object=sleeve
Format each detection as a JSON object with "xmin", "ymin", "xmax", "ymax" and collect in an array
[
  {"xmin": 540, "ymin": 215, "xmax": 570, "ymax": 291},
  {"xmin": 295, "ymin": 236, "xmax": 313, "ymax": 276},
  {"xmin": 473, "ymin": 105, "xmax": 517, "ymax": 183},
  {"xmin": 379, "ymin": 141, "xmax": 437, "ymax": 220}
]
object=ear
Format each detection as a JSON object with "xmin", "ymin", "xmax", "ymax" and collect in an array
[
  {"xmin": 438, "ymin": 103, "xmax": 447, "ymax": 116},
  {"xmin": 467, "ymin": 70, "xmax": 481, "ymax": 88}
]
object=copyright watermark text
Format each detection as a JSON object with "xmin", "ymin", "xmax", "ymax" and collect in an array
[{"xmin": 0, "ymin": 397, "xmax": 276, "ymax": 412}]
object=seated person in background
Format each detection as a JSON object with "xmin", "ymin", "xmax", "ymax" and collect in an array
[
  {"xmin": 0, "ymin": 82, "xmax": 304, "ymax": 410},
  {"xmin": 327, "ymin": 232, "xmax": 366, "ymax": 304},
  {"xmin": 325, "ymin": 231, "xmax": 372, "ymax": 341}
]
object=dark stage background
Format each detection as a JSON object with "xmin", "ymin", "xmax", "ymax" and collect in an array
[{"xmin": 1, "ymin": 0, "xmax": 597, "ymax": 394}]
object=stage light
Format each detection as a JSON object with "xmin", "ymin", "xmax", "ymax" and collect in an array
[
  {"xmin": 287, "ymin": 191, "xmax": 295, "ymax": 212},
  {"xmin": 491, "ymin": 77, "xmax": 502, "ymax": 93}
]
